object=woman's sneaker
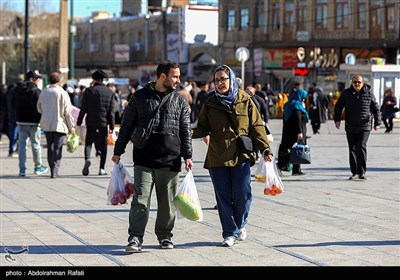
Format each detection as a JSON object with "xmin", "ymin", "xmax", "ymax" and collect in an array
[
  {"xmin": 237, "ymin": 228, "xmax": 247, "ymax": 241},
  {"xmin": 221, "ymin": 236, "xmax": 236, "ymax": 247}
]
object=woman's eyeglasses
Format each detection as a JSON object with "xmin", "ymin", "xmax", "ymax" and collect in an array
[{"xmin": 214, "ymin": 77, "xmax": 229, "ymax": 84}]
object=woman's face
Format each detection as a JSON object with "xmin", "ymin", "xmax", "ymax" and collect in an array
[{"xmin": 213, "ymin": 70, "xmax": 230, "ymax": 94}]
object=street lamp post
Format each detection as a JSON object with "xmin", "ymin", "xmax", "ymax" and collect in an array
[
  {"xmin": 162, "ymin": 0, "xmax": 167, "ymax": 60},
  {"xmin": 69, "ymin": 0, "xmax": 76, "ymax": 79},
  {"xmin": 24, "ymin": 0, "xmax": 30, "ymax": 75}
]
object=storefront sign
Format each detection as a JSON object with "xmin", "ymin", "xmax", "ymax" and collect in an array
[{"xmin": 297, "ymin": 47, "xmax": 339, "ymax": 68}]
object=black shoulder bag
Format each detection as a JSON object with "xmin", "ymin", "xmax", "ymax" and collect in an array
[
  {"xmin": 225, "ymin": 110, "xmax": 254, "ymax": 153},
  {"xmin": 131, "ymin": 93, "xmax": 171, "ymax": 149}
]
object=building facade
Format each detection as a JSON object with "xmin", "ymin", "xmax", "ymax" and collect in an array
[{"xmin": 218, "ymin": 0, "xmax": 400, "ymax": 95}]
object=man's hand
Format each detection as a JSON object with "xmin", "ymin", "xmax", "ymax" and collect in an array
[
  {"xmin": 111, "ymin": 155, "xmax": 120, "ymax": 164},
  {"xmin": 184, "ymin": 158, "xmax": 193, "ymax": 171},
  {"xmin": 335, "ymin": 121, "xmax": 340, "ymax": 129},
  {"xmin": 374, "ymin": 125, "xmax": 380, "ymax": 131}
]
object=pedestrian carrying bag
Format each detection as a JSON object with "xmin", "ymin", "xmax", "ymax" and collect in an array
[
  {"xmin": 131, "ymin": 93, "xmax": 171, "ymax": 149},
  {"xmin": 290, "ymin": 142, "xmax": 311, "ymax": 164},
  {"xmin": 174, "ymin": 170, "xmax": 203, "ymax": 221}
]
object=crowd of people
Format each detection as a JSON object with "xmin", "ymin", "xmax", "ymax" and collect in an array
[{"xmin": 0, "ymin": 60, "xmax": 397, "ymax": 252}]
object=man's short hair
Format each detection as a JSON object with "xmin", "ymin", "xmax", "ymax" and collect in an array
[{"xmin": 156, "ymin": 60, "xmax": 180, "ymax": 79}]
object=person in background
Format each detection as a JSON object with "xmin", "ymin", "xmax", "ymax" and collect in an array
[
  {"xmin": 107, "ymin": 83, "xmax": 122, "ymax": 125},
  {"xmin": 12, "ymin": 70, "xmax": 48, "ymax": 177},
  {"xmin": 6, "ymin": 83, "xmax": 18, "ymax": 157},
  {"xmin": 112, "ymin": 60, "xmax": 193, "ymax": 253},
  {"xmin": 77, "ymin": 70, "xmax": 115, "ymax": 176},
  {"xmin": 37, "ymin": 72, "xmax": 75, "ymax": 178},
  {"xmin": 264, "ymin": 83, "xmax": 276, "ymax": 117},
  {"xmin": 307, "ymin": 82, "xmax": 329, "ymax": 134},
  {"xmin": 192, "ymin": 65, "xmax": 273, "ymax": 247},
  {"xmin": 380, "ymin": 88, "xmax": 397, "ymax": 133},
  {"xmin": 277, "ymin": 82, "xmax": 309, "ymax": 176},
  {"xmin": 334, "ymin": 74, "xmax": 381, "ymax": 180}
]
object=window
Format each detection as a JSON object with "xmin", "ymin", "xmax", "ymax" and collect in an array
[
  {"xmin": 271, "ymin": 1, "xmax": 280, "ymax": 31},
  {"xmin": 297, "ymin": 0, "xmax": 307, "ymax": 31},
  {"xmin": 227, "ymin": 10, "xmax": 235, "ymax": 31},
  {"xmin": 386, "ymin": 4, "xmax": 395, "ymax": 30},
  {"xmin": 335, "ymin": 0, "xmax": 349, "ymax": 29},
  {"xmin": 358, "ymin": 0, "xmax": 367, "ymax": 29},
  {"xmin": 316, "ymin": 0, "xmax": 328, "ymax": 29},
  {"xmin": 240, "ymin": 8, "xmax": 249, "ymax": 30},
  {"xmin": 284, "ymin": 0, "xmax": 295, "ymax": 31},
  {"xmin": 256, "ymin": 0, "xmax": 264, "ymax": 28}
]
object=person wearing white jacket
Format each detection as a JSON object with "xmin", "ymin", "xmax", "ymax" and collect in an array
[{"xmin": 37, "ymin": 72, "xmax": 75, "ymax": 178}]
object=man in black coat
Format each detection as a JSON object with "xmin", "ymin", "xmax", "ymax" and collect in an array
[
  {"xmin": 334, "ymin": 75, "xmax": 381, "ymax": 180},
  {"xmin": 77, "ymin": 70, "xmax": 115, "ymax": 176},
  {"xmin": 112, "ymin": 60, "xmax": 193, "ymax": 253}
]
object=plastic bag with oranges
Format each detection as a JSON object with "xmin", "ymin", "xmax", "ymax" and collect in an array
[{"xmin": 263, "ymin": 159, "xmax": 284, "ymax": 196}]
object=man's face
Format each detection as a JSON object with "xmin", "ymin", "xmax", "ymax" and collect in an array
[
  {"xmin": 163, "ymin": 67, "xmax": 180, "ymax": 91},
  {"xmin": 352, "ymin": 77, "xmax": 364, "ymax": 92}
]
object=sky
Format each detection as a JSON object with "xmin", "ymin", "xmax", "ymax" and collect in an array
[{"xmin": 2, "ymin": 0, "xmax": 122, "ymax": 18}]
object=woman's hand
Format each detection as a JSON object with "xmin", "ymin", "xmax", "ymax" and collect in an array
[{"xmin": 263, "ymin": 154, "xmax": 273, "ymax": 162}]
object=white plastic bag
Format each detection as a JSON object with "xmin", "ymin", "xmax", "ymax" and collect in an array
[
  {"xmin": 173, "ymin": 170, "xmax": 203, "ymax": 221},
  {"xmin": 263, "ymin": 158, "xmax": 284, "ymax": 196},
  {"xmin": 107, "ymin": 162, "xmax": 134, "ymax": 205},
  {"xmin": 255, "ymin": 159, "xmax": 267, "ymax": 183}
]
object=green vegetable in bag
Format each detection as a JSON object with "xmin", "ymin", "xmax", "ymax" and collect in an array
[
  {"xmin": 174, "ymin": 194, "xmax": 202, "ymax": 221},
  {"xmin": 67, "ymin": 134, "xmax": 80, "ymax": 153}
]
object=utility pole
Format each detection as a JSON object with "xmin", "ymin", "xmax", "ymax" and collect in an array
[
  {"xmin": 162, "ymin": 0, "xmax": 167, "ymax": 60},
  {"xmin": 69, "ymin": 0, "xmax": 76, "ymax": 79},
  {"xmin": 59, "ymin": 0, "xmax": 69, "ymax": 81},
  {"xmin": 24, "ymin": 0, "xmax": 30, "ymax": 76}
]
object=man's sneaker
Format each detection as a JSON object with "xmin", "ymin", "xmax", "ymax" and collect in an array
[
  {"xmin": 34, "ymin": 166, "xmax": 49, "ymax": 175},
  {"xmin": 237, "ymin": 228, "xmax": 247, "ymax": 241},
  {"xmin": 348, "ymin": 174, "xmax": 358, "ymax": 180},
  {"xmin": 159, "ymin": 239, "xmax": 174, "ymax": 249},
  {"xmin": 19, "ymin": 168, "xmax": 26, "ymax": 177},
  {"xmin": 82, "ymin": 160, "xmax": 91, "ymax": 176},
  {"xmin": 125, "ymin": 239, "xmax": 142, "ymax": 253},
  {"xmin": 99, "ymin": 169, "xmax": 107, "ymax": 175},
  {"xmin": 221, "ymin": 236, "xmax": 236, "ymax": 247}
]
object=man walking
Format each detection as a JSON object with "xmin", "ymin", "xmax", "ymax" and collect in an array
[
  {"xmin": 77, "ymin": 70, "xmax": 115, "ymax": 176},
  {"xmin": 37, "ymin": 72, "xmax": 75, "ymax": 178},
  {"xmin": 334, "ymin": 75, "xmax": 381, "ymax": 180},
  {"xmin": 308, "ymin": 82, "xmax": 329, "ymax": 134},
  {"xmin": 112, "ymin": 60, "xmax": 193, "ymax": 253},
  {"xmin": 12, "ymin": 70, "xmax": 48, "ymax": 177}
]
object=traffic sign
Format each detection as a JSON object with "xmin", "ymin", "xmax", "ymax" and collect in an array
[{"xmin": 235, "ymin": 47, "xmax": 250, "ymax": 62}]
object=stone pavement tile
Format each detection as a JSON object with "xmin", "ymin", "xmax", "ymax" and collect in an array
[{"xmin": 356, "ymin": 253, "xmax": 400, "ymax": 266}]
